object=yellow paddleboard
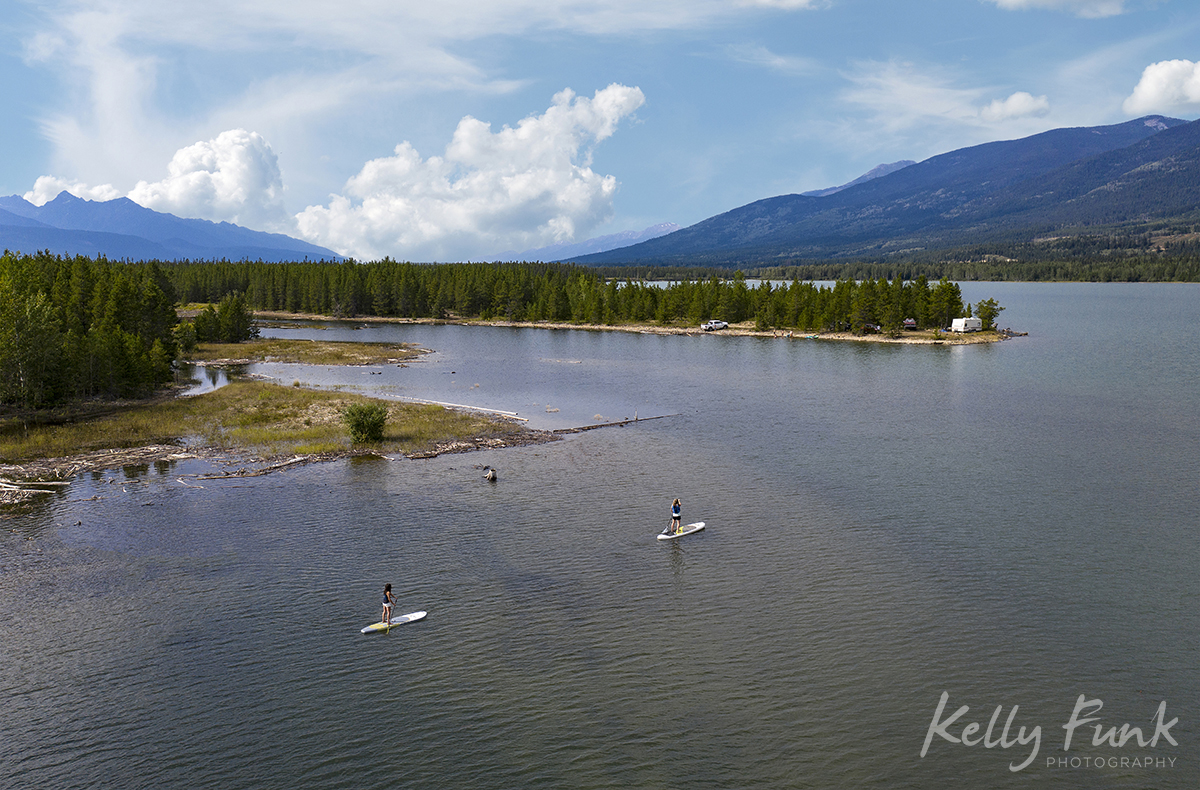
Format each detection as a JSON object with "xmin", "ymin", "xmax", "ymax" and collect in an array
[{"xmin": 657, "ymin": 521, "xmax": 705, "ymax": 541}]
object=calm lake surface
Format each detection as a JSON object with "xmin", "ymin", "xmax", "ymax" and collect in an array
[{"xmin": 3, "ymin": 283, "xmax": 1197, "ymax": 789}]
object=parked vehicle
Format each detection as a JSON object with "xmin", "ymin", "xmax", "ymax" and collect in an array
[
  {"xmin": 701, "ymin": 320, "xmax": 729, "ymax": 331},
  {"xmin": 951, "ymin": 317, "xmax": 982, "ymax": 332}
]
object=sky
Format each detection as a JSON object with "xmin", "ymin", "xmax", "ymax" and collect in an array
[{"xmin": 2, "ymin": 0, "xmax": 1199, "ymax": 262}]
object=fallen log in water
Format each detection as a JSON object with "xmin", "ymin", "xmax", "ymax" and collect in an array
[{"xmin": 554, "ymin": 413, "xmax": 679, "ymax": 435}]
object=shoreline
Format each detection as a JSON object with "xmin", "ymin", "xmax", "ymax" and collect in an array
[
  {"xmin": 0, "ymin": 409, "xmax": 686, "ymax": 500},
  {"xmin": 0, "ymin": 426, "xmax": 561, "ymax": 504},
  {"xmin": 253, "ymin": 310, "xmax": 1013, "ymax": 345},
  {"xmin": 0, "ymin": 312, "xmax": 1017, "ymax": 496},
  {"xmin": 3, "ymin": 415, "xmax": 688, "ymax": 502}
]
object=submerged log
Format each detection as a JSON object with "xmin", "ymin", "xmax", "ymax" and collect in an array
[{"xmin": 554, "ymin": 413, "xmax": 678, "ymax": 435}]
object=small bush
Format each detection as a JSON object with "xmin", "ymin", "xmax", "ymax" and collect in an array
[{"xmin": 342, "ymin": 403, "xmax": 389, "ymax": 443}]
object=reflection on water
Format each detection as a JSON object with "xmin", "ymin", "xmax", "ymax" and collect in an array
[{"xmin": 175, "ymin": 362, "xmax": 235, "ymax": 396}]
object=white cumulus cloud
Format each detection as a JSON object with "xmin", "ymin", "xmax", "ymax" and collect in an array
[
  {"xmin": 295, "ymin": 84, "xmax": 646, "ymax": 261},
  {"xmin": 24, "ymin": 176, "xmax": 122, "ymax": 205},
  {"xmin": 22, "ymin": 0, "xmax": 822, "ymax": 202},
  {"xmin": 984, "ymin": 0, "xmax": 1126, "ymax": 18},
  {"xmin": 127, "ymin": 129, "xmax": 289, "ymax": 230},
  {"xmin": 25, "ymin": 129, "xmax": 291, "ymax": 231},
  {"xmin": 1123, "ymin": 59, "xmax": 1200, "ymax": 115},
  {"xmin": 980, "ymin": 91, "xmax": 1051, "ymax": 122}
]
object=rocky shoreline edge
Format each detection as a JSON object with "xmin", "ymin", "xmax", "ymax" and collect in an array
[{"xmin": 0, "ymin": 425, "xmax": 561, "ymax": 505}]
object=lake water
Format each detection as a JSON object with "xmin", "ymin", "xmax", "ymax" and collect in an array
[{"xmin": 2, "ymin": 283, "xmax": 1197, "ymax": 789}]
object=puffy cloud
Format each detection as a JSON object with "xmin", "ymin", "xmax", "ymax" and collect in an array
[
  {"xmin": 25, "ymin": 129, "xmax": 290, "ymax": 230},
  {"xmin": 980, "ymin": 91, "xmax": 1051, "ymax": 122},
  {"xmin": 1123, "ymin": 60, "xmax": 1200, "ymax": 115},
  {"xmin": 24, "ymin": 85, "xmax": 643, "ymax": 255},
  {"xmin": 24, "ymin": 176, "xmax": 122, "ymax": 205},
  {"xmin": 21, "ymin": 1, "xmax": 825, "ymax": 234},
  {"xmin": 984, "ymin": 0, "xmax": 1126, "ymax": 17},
  {"xmin": 127, "ymin": 129, "xmax": 289, "ymax": 230},
  {"xmin": 296, "ymin": 84, "xmax": 646, "ymax": 261}
]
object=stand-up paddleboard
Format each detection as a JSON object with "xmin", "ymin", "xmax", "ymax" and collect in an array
[
  {"xmin": 361, "ymin": 610, "xmax": 427, "ymax": 633},
  {"xmin": 657, "ymin": 521, "xmax": 705, "ymax": 541}
]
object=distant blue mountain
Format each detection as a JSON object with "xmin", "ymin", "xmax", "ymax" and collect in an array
[
  {"xmin": 0, "ymin": 207, "xmax": 52, "ymax": 228},
  {"xmin": 0, "ymin": 192, "xmax": 341, "ymax": 262}
]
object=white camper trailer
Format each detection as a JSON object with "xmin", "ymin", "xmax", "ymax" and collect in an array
[{"xmin": 951, "ymin": 317, "xmax": 983, "ymax": 332}]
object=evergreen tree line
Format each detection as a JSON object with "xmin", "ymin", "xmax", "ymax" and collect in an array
[
  {"xmin": 0, "ymin": 251, "xmax": 179, "ymax": 407},
  {"xmin": 0, "ymin": 252, "xmax": 261, "ymax": 408},
  {"xmin": 0, "ymin": 251, "xmax": 996, "ymax": 407},
  {"xmin": 175, "ymin": 293, "xmax": 260, "ymax": 354},
  {"xmin": 161, "ymin": 259, "xmax": 983, "ymax": 335},
  {"xmin": 758, "ymin": 238, "xmax": 1200, "ymax": 282}
]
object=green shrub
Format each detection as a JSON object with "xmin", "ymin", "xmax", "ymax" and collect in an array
[{"xmin": 342, "ymin": 403, "xmax": 389, "ymax": 443}]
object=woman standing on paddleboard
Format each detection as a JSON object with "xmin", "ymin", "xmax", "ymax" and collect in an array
[
  {"xmin": 669, "ymin": 498, "xmax": 682, "ymax": 534},
  {"xmin": 382, "ymin": 583, "xmax": 396, "ymax": 624}
]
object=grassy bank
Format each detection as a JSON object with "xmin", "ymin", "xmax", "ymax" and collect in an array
[
  {"xmin": 186, "ymin": 338, "xmax": 423, "ymax": 365},
  {"xmin": 0, "ymin": 379, "xmax": 540, "ymax": 465}
]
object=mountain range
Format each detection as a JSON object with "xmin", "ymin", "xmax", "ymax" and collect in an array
[
  {"xmin": 5, "ymin": 114, "xmax": 1198, "ymax": 269},
  {"xmin": 573, "ymin": 115, "xmax": 1200, "ymax": 267},
  {"xmin": 0, "ymin": 192, "xmax": 340, "ymax": 262}
]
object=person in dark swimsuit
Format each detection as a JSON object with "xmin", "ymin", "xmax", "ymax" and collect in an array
[
  {"xmin": 382, "ymin": 583, "xmax": 396, "ymax": 625},
  {"xmin": 669, "ymin": 498, "xmax": 682, "ymax": 534}
]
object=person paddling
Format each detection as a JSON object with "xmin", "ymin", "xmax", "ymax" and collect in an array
[
  {"xmin": 666, "ymin": 498, "xmax": 682, "ymax": 534},
  {"xmin": 382, "ymin": 583, "xmax": 396, "ymax": 625}
]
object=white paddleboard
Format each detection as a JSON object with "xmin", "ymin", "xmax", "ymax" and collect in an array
[
  {"xmin": 361, "ymin": 610, "xmax": 427, "ymax": 633},
  {"xmin": 657, "ymin": 521, "xmax": 705, "ymax": 541}
]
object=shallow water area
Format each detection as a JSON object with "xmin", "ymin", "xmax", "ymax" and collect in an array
[
  {"xmin": 2, "ymin": 283, "xmax": 1197, "ymax": 789},
  {"xmin": 174, "ymin": 362, "xmax": 237, "ymax": 396},
  {"xmin": 250, "ymin": 319, "xmax": 678, "ymax": 430}
]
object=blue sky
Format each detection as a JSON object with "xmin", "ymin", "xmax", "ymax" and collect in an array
[{"xmin": 2, "ymin": 0, "xmax": 1198, "ymax": 261}]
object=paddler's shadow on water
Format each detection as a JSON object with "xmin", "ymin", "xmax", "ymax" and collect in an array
[{"xmin": 667, "ymin": 541, "xmax": 688, "ymax": 579}]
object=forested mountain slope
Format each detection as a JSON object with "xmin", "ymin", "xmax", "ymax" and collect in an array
[{"xmin": 575, "ymin": 116, "xmax": 1195, "ymax": 267}]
